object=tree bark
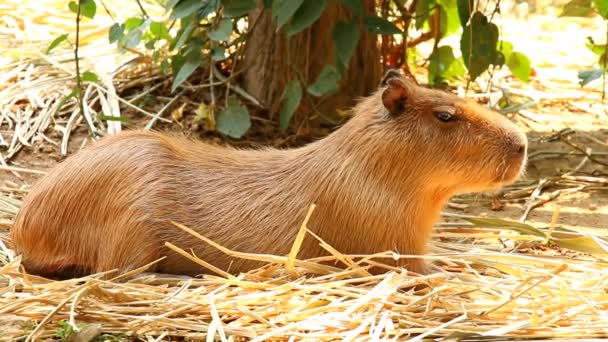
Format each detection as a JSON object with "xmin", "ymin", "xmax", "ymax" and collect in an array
[{"xmin": 239, "ymin": 1, "xmax": 381, "ymax": 121}]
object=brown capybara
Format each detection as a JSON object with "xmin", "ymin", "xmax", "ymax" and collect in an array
[{"xmin": 10, "ymin": 70, "xmax": 527, "ymax": 278}]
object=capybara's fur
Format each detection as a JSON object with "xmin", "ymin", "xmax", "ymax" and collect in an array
[{"xmin": 10, "ymin": 71, "xmax": 527, "ymax": 278}]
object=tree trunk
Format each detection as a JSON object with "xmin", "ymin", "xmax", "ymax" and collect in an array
[{"xmin": 240, "ymin": 1, "xmax": 381, "ymax": 122}]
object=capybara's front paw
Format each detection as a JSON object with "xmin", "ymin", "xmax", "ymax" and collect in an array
[{"xmin": 407, "ymin": 258, "xmax": 433, "ymax": 276}]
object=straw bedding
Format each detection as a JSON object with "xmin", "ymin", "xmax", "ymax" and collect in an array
[{"xmin": 0, "ymin": 212, "xmax": 607, "ymax": 341}]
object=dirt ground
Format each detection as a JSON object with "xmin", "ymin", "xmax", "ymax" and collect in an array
[{"xmin": 1, "ymin": 12, "xmax": 607, "ymax": 234}]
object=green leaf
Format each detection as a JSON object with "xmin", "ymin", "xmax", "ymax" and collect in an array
[
  {"xmin": 279, "ymin": 80, "xmax": 302, "ymax": 131},
  {"xmin": 125, "ymin": 17, "xmax": 145, "ymax": 30},
  {"xmin": 80, "ymin": 0, "xmax": 97, "ymax": 19},
  {"xmin": 108, "ymin": 23, "xmax": 125, "ymax": 43},
  {"xmin": 586, "ymin": 37, "xmax": 606, "ymax": 56},
  {"xmin": 594, "ymin": 0, "xmax": 608, "ymax": 18},
  {"xmin": 69, "ymin": 0, "xmax": 96, "ymax": 19},
  {"xmin": 165, "ymin": 0, "xmax": 181, "ymax": 11},
  {"xmin": 578, "ymin": 68, "xmax": 606, "ymax": 86},
  {"xmin": 307, "ymin": 65, "xmax": 341, "ymax": 97},
  {"xmin": 506, "ymin": 52, "xmax": 531, "ymax": 82},
  {"xmin": 428, "ymin": 45, "xmax": 465, "ymax": 85},
  {"xmin": 160, "ymin": 59, "xmax": 170, "ymax": 74},
  {"xmin": 363, "ymin": 16, "xmax": 401, "ymax": 35},
  {"xmin": 124, "ymin": 29, "xmax": 142, "ymax": 48},
  {"xmin": 170, "ymin": 0, "xmax": 203, "ymax": 20},
  {"xmin": 98, "ymin": 115, "xmax": 129, "ymax": 123},
  {"xmin": 498, "ymin": 40, "xmax": 513, "ymax": 62},
  {"xmin": 81, "ymin": 71, "xmax": 100, "ymax": 82},
  {"xmin": 199, "ymin": 0, "xmax": 220, "ymax": 19},
  {"xmin": 585, "ymin": 37, "xmax": 608, "ymax": 67},
  {"xmin": 460, "ymin": 11, "xmax": 499, "ymax": 80},
  {"xmin": 145, "ymin": 38, "xmax": 157, "ymax": 50},
  {"xmin": 172, "ymin": 51, "xmax": 201, "ymax": 91},
  {"xmin": 208, "ymin": 19, "xmax": 233, "ymax": 41},
  {"xmin": 223, "ymin": 0, "xmax": 257, "ymax": 18},
  {"xmin": 551, "ymin": 234, "xmax": 608, "ymax": 256},
  {"xmin": 341, "ymin": 0, "xmax": 364, "ymax": 17},
  {"xmin": 457, "ymin": 0, "xmax": 474, "ymax": 26},
  {"xmin": 415, "ymin": 0, "xmax": 437, "ymax": 30},
  {"xmin": 172, "ymin": 16, "xmax": 196, "ymax": 50},
  {"xmin": 560, "ymin": 0, "xmax": 594, "ymax": 16},
  {"xmin": 211, "ymin": 45, "xmax": 226, "ymax": 61},
  {"xmin": 275, "ymin": 0, "xmax": 304, "ymax": 29},
  {"xmin": 68, "ymin": 1, "xmax": 78, "ymax": 14},
  {"xmin": 150, "ymin": 21, "xmax": 171, "ymax": 40},
  {"xmin": 217, "ymin": 96, "xmax": 251, "ymax": 138},
  {"xmin": 333, "ymin": 20, "xmax": 360, "ymax": 73},
  {"xmin": 285, "ymin": 0, "xmax": 327, "ymax": 36},
  {"xmin": 47, "ymin": 33, "xmax": 69, "ymax": 54},
  {"xmin": 438, "ymin": 1, "xmax": 460, "ymax": 37}
]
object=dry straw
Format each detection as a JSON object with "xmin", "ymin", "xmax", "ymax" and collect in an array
[{"xmin": 0, "ymin": 207, "xmax": 608, "ymax": 341}]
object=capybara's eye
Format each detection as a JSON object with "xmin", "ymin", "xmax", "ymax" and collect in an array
[{"xmin": 434, "ymin": 112, "xmax": 454, "ymax": 122}]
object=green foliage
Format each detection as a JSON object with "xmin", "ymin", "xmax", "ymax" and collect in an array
[
  {"xmin": 341, "ymin": 0, "xmax": 364, "ymax": 17},
  {"xmin": 460, "ymin": 11, "xmax": 499, "ymax": 80},
  {"xmin": 222, "ymin": 0, "xmax": 256, "ymax": 18},
  {"xmin": 414, "ymin": 0, "xmax": 434, "ymax": 30},
  {"xmin": 285, "ymin": 0, "xmax": 327, "ymax": 36},
  {"xmin": 594, "ymin": 0, "xmax": 608, "ymax": 17},
  {"xmin": 279, "ymin": 80, "xmax": 302, "ymax": 131},
  {"xmin": 47, "ymin": 33, "xmax": 69, "ymax": 53},
  {"xmin": 208, "ymin": 19, "xmax": 233, "ymax": 41},
  {"xmin": 412, "ymin": 0, "xmax": 531, "ymax": 84},
  {"xmin": 459, "ymin": 216, "xmax": 608, "ymax": 256},
  {"xmin": 108, "ymin": 23, "xmax": 124, "ymax": 43},
  {"xmin": 172, "ymin": 48, "xmax": 201, "ymax": 92},
  {"xmin": 274, "ymin": 0, "xmax": 305, "ymax": 29},
  {"xmin": 81, "ymin": 71, "xmax": 100, "ymax": 82},
  {"xmin": 428, "ymin": 45, "xmax": 466, "ymax": 84},
  {"xmin": 578, "ymin": 69, "xmax": 607, "ymax": 86},
  {"xmin": 150, "ymin": 21, "xmax": 171, "ymax": 40},
  {"xmin": 308, "ymin": 65, "xmax": 341, "ymax": 97},
  {"xmin": 506, "ymin": 52, "xmax": 531, "ymax": 82},
  {"xmin": 363, "ymin": 16, "xmax": 401, "ymax": 34},
  {"xmin": 98, "ymin": 115, "xmax": 130, "ymax": 122},
  {"xmin": 170, "ymin": 0, "xmax": 205, "ymax": 19},
  {"xmin": 438, "ymin": 0, "xmax": 460, "ymax": 37},
  {"xmin": 562, "ymin": 2, "xmax": 608, "ymax": 87},
  {"xmin": 334, "ymin": 20, "xmax": 360, "ymax": 73},
  {"xmin": 560, "ymin": 0, "xmax": 594, "ymax": 16},
  {"xmin": 69, "ymin": 0, "xmax": 96, "ymax": 19},
  {"xmin": 92, "ymin": 0, "xmax": 541, "ymax": 136},
  {"xmin": 96, "ymin": 334, "xmax": 129, "ymax": 342},
  {"xmin": 216, "ymin": 96, "xmax": 251, "ymax": 138},
  {"xmin": 457, "ymin": 0, "xmax": 474, "ymax": 26},
  {"xmin": 55, "ymin": 320, "xmax": 82, "ymax": 341}
]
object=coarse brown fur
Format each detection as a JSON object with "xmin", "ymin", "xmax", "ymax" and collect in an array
[{"xmin": 9, "ymin": 71, "xmax": 527, "ymax": 278}]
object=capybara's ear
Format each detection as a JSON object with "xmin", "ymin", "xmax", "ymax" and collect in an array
[
  {"xmin": 382, "ymin": 77, "xmax": 410, "ymax": 116},
  {"xmin": 380, "ymin": 69, "xmax": 403, "ymax": 86}
]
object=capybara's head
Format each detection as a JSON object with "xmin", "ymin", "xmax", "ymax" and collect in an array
[{"xmin": 374, "ymin": 70, "xmax": 527, "ymax": 192}]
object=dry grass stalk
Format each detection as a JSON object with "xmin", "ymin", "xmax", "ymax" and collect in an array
[
  {"xmin": 0, "ymin": 210, "xmax": 607, "ymax": 340},
  {"xmin": 0, "ymin": 0, "xmax": 168, "ymax": 163}
]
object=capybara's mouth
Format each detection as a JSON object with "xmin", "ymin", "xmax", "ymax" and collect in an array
[{"xmin": 494, "ymin": 155, "xmax": 527, "ymax": 186}]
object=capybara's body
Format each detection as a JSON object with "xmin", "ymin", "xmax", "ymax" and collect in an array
[{"xmin": 10, "ymin": 71, "xmax": 527, "ymax": 278}]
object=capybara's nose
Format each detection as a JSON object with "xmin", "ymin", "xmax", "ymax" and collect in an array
[
  {"xmin": 510, "ymin": 134, "xmax": 527, "ymax": 158},
  {"xmin": 516, "ymin": 142, "xmax": 526, "ymax": 155}
]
